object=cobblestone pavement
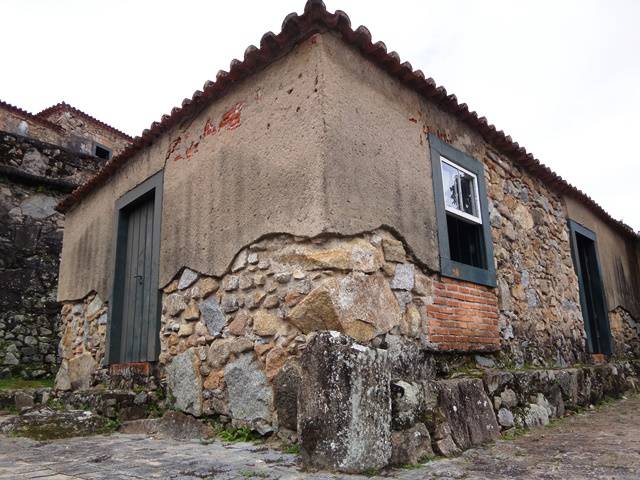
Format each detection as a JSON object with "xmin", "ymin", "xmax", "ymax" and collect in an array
[{"xmin": 1, "ymin": 394, "xmax": 639, "ymax": 480}]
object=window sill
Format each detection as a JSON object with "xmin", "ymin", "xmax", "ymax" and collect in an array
[{"xmin": 441, "ymin": 258, "xmax": 497, "ymax": 288}]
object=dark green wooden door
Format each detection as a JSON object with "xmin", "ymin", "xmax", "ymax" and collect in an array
[{"xmin": 118, "ymin": 195, "xmax": 158, "ymax": 362}]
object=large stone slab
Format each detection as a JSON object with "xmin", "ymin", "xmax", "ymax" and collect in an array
[
  {"xmin": 224, "ymin": 353, "xmax": 273, "ymax": 434},
  {"xmin": 288, "ymin": 272, "xmax": 400, "ymax": 343},
  {"xmin": 166, "ymin": 348, "xmax": 203, "ymax": 416},
  {"xmin": 67, "ymin": 352, "xmax": 97, "ymax": 391},
  {"xmin": 273, "ymin": 360, "xmax": 302, "ymax": 431},
  {"xmin": 273, "ymin": 238, "xmax": 383, "ymax": 273},
  {"xmin": 119, "ymin": 411, "xmax": 215, "ymax": 440},
  {"xmin": 434, "ymin": 378, "xmax": 500, "ymax": 451},
  {"xmin": 298, "ymin": 332, "xmax": 391, "ymax": 473},
  {"xmin": 0, "ymin": 407, "xmax": 111, "ymax": 440}
]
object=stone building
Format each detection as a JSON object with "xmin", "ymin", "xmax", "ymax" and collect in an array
[
  {"xmin": 0, "ymin": 99, "xmax": 131, "ymax": 378},
  {"xmin": 53, "ymin": 0, "xmax": 640, "ymax": 471}
]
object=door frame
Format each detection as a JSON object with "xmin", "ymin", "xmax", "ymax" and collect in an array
[
  {"xmin": 105, "ymin": 171, "xmax": 164, "ymax": 365},
  {"xmin": 567, "ymin": 219, "xmax": 613, "ymax": 355}
]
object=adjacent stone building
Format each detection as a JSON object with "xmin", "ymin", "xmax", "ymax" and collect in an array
[
  {"xmin": 0, "ymin": 99, "xmax": 132, "ymax": 378},
  {"xmin": 52, "ymin": 0, "xmax": 640, "ymax": 470}
]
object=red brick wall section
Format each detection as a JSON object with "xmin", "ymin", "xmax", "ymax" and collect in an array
[{"xmin": 427, "ymin": 277, "xmax": 500, "ymax": 351}]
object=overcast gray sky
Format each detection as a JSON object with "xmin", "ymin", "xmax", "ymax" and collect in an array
[{"xmin": 2, "ymin": 1, "xmax": 639, "ymax": 231}]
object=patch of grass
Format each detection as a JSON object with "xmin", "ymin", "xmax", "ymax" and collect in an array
[
  {"xmin": 217, "ymin": 426, "xmax": 261, "ymax": 443},
  {"xmin": 401, "ymin": 463, "xmax": 423, "ymax": 470},
  {"xmin": 501, "ymin": 427, "xmax": 527, "ymax": 440},
  {"xmin": 0, "ymin": 377, "xmax": 53, "ymax": 390},
  {"xmin": 361, "ymin": 467, "xmax": 380, "ymax": 477},
  {"xmin": 145, "ymin": 402, "xmax": 164, "ymax": 418},
  {"xmin": 281, "ymin": 443, "xmax": 300, "ymax": 455},
  {"xmin": 46, "ymin": 398, "xmax": 65, "ymax": 411},
  {"xmin": 239, "ymin": 470, "xmax": 269, "ymax": 478}
]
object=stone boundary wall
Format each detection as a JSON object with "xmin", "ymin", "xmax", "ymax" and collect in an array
[
  {"xmin": 427, "ymin": 278, "xmax": 499, "ymax": 351},
  {"xmin": 0, "ymin": 132, "xmax": 100, "ymax": 378}
]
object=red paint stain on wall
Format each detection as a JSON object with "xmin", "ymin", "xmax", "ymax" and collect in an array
[
  {"xmin": 165, "ymin": 136, "xmax": 182, "ymax": 160},
  {"xmin": 185, "ymin": 141, "xmax": 199, "ymax": 159},
  {"xmin": 219, "ymin": 102, "xmax": 244, "ymax": 131},
  {"xmin": 203, "ymin": 118, "xmax": 217, "ymax": 137}
]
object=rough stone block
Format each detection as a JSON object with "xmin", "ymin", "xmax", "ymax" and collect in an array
[
  {"xmin": 390, "ymin": 423, "xmax": 433, "ymax": 466},
  {"xmin": 273, "ymin": 361, "xmax": 302, "ymax": 431},
  {"xmin": 298, "ymin": 332, "xmax": 391, "ymax": 473},
  {"xmin": 166, "ymin": 348, "xmax": 203, "ymax": 416},
  {"xmin": 435, "ymin": 378, "xmax": 500, "ymax": 451},
  {"xmin": 224, "ymin": 353, "xmax": 273, "ymax": 434},
  {"xmin": 288, "ymin": 273, "xmax": 400, "ymax": 343}
]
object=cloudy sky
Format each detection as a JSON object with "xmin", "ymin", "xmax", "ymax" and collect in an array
[{"xmin": 2, "ymin": 1, "xmax": 639, "ymax": 230}]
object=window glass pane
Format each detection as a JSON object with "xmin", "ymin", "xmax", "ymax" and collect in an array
[
  {"xmin": 441, "ymin": 160, "xmax": 460, "ymax": 210},
  {"xmin": 459, "ymin": 172, "xmax": 477, "ymax": 216}
]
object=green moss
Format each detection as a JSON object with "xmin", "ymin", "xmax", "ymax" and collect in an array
[
  {"xmin": 0, "ymin": 377, "xmax": 53, "ymax": 390},
  {"xmin": 362, "ymin": 467, "xmax": 380, "ymax": 477},
  {"xmin": 217, "ymin": 426, "xmax": 262, "ymax": 443},
  {"xmin": 239, "ymin": 470, "xmax": 269, "ymax": 478},
  {"xmin": 501, "ymin": 427, "xmax": 528, "ymax": 440},
  {"xmin": 281, "ymin": 443, "xmax": 300, "ymax": 455}
]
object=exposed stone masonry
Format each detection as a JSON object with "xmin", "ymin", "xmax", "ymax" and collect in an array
[
  {"xmin": 1, "ymin": 133, "xmax": 102, "ymax": 378},
  {"xmin": 483, "ymin": 148, "xmax": 587, "ymax": 367}
]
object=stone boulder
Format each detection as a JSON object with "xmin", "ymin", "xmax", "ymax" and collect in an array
[
  {"xmin": 224, "ymin": 353, "xmax": 273, "ymax": 434},
  {"xmin": 0, "ymin": 407, "xmax": 111, "ymax": 440},
  {"xmin": 298, "ymin": 332, "xmax": 392, "ymax": 473},
  {"xmin": 166, "ymin": 348, "xmax": 203, "ymax": 416},
  {"xmin": 432, "ymin": 378, "xmax": 500, "ymax": 451},
  {"xmin": 63, "ymin": 352, "xmax": 96, "ymax": 391},
  {"xmin": 273, "ymin": 238, "xmax": 383, "ymax": 273},
  {"xmin": 119, "ymin": 411, "xmax": 214, "ymax": 440},
  {"xmin": 390, "ymin": 423, "xmax": 433, "ymax": 466},
  {"xmin": 288, "ymin": 272, "xmax": 401, "ymax": 343},
  {"xmin": 273, "ymin": 360, "xmax": 302, "ymax": 431}
]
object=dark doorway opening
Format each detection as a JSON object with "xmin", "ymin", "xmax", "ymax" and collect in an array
[
  {"xmin": 108, "ymin": 172, "xmax": 163, "ymax": 364},
  {"xmin": 568, "ymin": 220, "xmax": 612, "ymax": 355}
]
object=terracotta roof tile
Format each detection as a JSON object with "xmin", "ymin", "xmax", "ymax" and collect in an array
[
  {"xmin": 0, "ymin": 99, "xmax": 65, "ymax": 133},
  {"xmin": 37, "ymin": 102, "xmax": 133, "ymax": 141},
  {"xmin": 55, "ymin": 0, "xmax": 638, "ymax": 240}
]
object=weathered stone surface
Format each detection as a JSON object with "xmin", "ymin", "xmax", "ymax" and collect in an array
[
  {"xmin": 86, "ymin": 295, "xmax": 103, "ymax": 318},
  {"xmin": 253, "ymin": 310, "xmax": 287, "ymax": 336},
  {"xmin": 288, "ymin": 273, "xmax": 400, "ymax": 342},
  {"xmin": 224, "ymin": 353, "xmax": 273, "ymax": 434},
  {"xmin": 198, "ymin": 295, "xmax": 226, "ymax": 337},
  {"xmin": 207, "ymin": 338, "xmax": 253, "ymax": 369},
  {"xmin": 274, "ymin": 238, "xmax": 383, "ymax": 273},
  {"xmin": 298, "ymin": 332, "xmax": 391, "ymax": 473},
  {"xmin": 390, "ymin": 264, "xmax": 415, "ymax": 291},
  {"xmin": 391, "ymin": 380, "xmax": 423, "ymax": 430},
  {"xmin": 385, "ymin": 335, "xmax": 435, "ymax": 382},
  {"xmin": 165, "ymin": 293, "xmax": 187, "ymax": 317},
  {"xmin": 54, "ymin": 360, "xmax": 72, "ymax": 391},
  {"xmin": 382, "ymin": 237, "xmax": 406, "ymax": 263},
  {"xmin": 119, "ymin": 411, "xmax": 215, "ymax": 440},
  {"xmin": 273, "ymin": 361, "xmax": 302, "ymax": 431},
  {"xmin": 518, "ymin": 403, "xmax": 550, "ymax": 428},
  {"xmin": 67, "ymin": 352, "xmax": 96, "ymax": 391},
  {"xmin": 497, "ymin": 408, "xmax": 515, "ymax": 428},
  {"xmin": 178, "ymin": 268, "xmax": 199, "ymax": 289},
  {"xmin": 390, "ymin": 423, "xmax": 433, "ymax": 466},
  {"xmin": 14, "ymin": 391, "xmax": 35, "ymax": 411},
  {"xmin": 434, "ymin": 378, "xmax": 500, "ymax": 451},
  {"xmin": 166, "ymin": 349, "xmax": 203, "ymax": 416},
  {"xmin": 0, "ymin": 407, "xmax": 111, "ymax": 440}
]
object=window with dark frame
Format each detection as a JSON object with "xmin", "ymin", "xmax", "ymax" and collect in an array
[
  {"xmin": 94, "ymin": 144, "xmax": 112, "ymax": 160},
  {"xmin": 429, "ymin": 134, "xmax": 496, "ymax": 287}
]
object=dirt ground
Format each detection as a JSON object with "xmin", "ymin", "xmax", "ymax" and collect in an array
[{"xmin": 1, "ymin": 394, "xmax": 639, "ymax": 479}]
